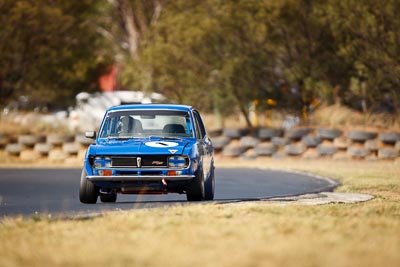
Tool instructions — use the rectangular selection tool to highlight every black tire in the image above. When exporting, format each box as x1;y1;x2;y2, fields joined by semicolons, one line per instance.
34;143;53;155
223;128;249;139
302;136;322;148
285;128;313;141
222;145;247;157
240;136;260;148
316;145;338;156
5;143;23;156
347;146;370;158
348;131;377;142
204;166;215;200
379;133;400;145
255;143;277;156
284;144;306;156
212;136;231;150
271;137;290;146
257;128;283;140
317;128;343;140
79;169;98;204
47;134;74;146
18;135;39;147
100;193;117;203
62;142;80;155
186;169;205;201
378;149;398;159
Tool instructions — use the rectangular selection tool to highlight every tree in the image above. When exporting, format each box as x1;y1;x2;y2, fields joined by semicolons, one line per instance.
98;0;167;90
138;0;274;127
327;0;400;111
0;0;113;108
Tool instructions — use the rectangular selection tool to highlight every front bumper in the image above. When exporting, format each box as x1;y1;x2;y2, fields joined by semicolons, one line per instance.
87;175;195;182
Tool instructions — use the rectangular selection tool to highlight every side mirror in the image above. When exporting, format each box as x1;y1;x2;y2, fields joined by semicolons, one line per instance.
85;131;96;139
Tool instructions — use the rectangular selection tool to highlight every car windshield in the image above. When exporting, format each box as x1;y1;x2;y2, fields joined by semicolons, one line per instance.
99;109;194;139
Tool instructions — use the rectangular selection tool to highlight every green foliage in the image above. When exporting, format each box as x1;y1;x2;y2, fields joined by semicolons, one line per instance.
0;0;114;108
138;0;273;124
327;0;400;110
1;0;399;122
133;0;399;125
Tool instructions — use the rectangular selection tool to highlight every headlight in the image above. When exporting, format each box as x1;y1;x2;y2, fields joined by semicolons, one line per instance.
168;156;189;168
93;156;112;168
104;156;112;167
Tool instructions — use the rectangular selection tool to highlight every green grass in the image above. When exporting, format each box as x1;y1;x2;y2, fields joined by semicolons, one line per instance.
1;159;399;267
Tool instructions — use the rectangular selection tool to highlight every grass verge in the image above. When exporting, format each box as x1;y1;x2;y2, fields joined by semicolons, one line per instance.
0;159;399;267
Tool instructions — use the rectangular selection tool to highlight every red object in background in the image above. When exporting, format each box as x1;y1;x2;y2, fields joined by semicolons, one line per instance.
99;65;118;92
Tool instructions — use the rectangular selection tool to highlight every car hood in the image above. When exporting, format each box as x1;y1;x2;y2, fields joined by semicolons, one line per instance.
91;138;192;156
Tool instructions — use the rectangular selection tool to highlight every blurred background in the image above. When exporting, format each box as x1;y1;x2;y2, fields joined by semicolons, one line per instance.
0;0;399;134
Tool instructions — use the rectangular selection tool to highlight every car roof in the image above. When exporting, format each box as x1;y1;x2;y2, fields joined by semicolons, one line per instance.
107;104;193;112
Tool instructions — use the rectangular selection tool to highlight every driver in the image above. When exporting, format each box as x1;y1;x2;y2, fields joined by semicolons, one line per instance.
119;116;133;135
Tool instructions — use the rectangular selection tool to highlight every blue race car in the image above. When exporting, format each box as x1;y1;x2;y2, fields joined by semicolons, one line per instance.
79;104;215;203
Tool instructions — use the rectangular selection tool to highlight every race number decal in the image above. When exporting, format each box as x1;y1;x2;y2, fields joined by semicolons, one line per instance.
145;141;179;148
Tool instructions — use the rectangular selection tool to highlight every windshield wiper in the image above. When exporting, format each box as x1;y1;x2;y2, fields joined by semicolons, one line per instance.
107;136;142;140
148;136;186;142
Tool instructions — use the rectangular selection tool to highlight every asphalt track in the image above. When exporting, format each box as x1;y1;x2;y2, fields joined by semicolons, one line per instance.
0;168;337;217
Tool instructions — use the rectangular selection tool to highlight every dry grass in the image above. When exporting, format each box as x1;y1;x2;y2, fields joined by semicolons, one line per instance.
202;104;400;131
313;104;400;131
0;112;72;135
2;104;398;135
0;159;400;267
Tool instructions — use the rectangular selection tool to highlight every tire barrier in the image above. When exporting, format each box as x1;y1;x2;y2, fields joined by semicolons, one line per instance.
1;129;400;162
212;128;400;160
2;134;93;163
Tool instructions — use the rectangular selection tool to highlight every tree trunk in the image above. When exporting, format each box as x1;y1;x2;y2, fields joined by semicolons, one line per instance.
239;103;253;128
116;0;140;60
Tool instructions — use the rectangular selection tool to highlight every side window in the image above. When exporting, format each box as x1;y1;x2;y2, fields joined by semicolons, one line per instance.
193;111;206;139
100;118;110;138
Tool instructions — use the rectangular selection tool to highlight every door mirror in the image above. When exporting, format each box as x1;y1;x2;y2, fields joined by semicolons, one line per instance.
85;131;96;139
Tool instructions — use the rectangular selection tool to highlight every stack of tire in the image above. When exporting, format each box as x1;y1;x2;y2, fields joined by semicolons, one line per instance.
1;129;400;162
376;132;400;159
317;128;343;159
216;127;316;159
3;133;93;162
283;128;312;158
210;128;400;160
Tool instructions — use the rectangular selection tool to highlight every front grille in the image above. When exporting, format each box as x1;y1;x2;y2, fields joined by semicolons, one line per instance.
112;157;137;167
111;156;168;168
142;156;167;167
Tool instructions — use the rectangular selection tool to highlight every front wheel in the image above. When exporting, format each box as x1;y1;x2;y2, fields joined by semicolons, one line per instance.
79;169;98;204
204;166;215;200
186;170;204;201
